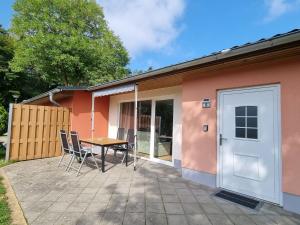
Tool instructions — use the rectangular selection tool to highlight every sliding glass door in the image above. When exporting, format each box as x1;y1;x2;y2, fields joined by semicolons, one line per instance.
119;98;174;163
119;101;152;158
154;100;174;162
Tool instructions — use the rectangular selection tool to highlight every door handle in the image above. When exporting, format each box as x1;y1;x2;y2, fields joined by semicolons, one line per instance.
219;134;227;146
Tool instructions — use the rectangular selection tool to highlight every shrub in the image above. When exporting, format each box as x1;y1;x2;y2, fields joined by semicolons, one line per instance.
0;105;8;135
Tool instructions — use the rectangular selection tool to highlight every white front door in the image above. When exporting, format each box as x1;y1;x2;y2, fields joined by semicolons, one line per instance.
218;85;281;204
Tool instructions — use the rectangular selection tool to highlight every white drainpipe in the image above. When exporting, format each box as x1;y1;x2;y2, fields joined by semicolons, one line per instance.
49;92;61;106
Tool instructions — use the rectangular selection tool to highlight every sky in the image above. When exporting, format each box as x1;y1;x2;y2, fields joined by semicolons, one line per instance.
1;0;300;72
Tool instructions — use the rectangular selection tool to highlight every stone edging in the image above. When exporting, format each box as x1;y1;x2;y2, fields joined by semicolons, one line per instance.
0;169;28;225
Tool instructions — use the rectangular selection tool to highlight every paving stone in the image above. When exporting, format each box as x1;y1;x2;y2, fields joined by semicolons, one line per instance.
167;214;189;225
100;212;124;225
126;202;145;213
201;203;224;215
47;201;70;212
85;202;107;213
228;215;257;225
31;211;62;225
66;201;89;213
146;202;165;213
74;193;96;203
218;203;244;214
57;193;79;202
182;203;204;214
176;188;192;196
248;215;277;225
162;194;180;203
195;195;215;203
186;214;212;225
106;201;127;212
179;194;198;203
164;203;185;214
207;214;234;225
146;212;167;225
76;213;103;225
123;213;145;225
55;212;82;225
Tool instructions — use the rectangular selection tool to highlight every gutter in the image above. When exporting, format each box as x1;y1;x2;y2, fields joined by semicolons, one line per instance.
49;91;61;106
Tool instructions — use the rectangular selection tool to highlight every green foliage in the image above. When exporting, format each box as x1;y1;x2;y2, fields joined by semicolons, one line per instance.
0;104;7;135
0;174;11;225
0;25;50;108
10;0;129;86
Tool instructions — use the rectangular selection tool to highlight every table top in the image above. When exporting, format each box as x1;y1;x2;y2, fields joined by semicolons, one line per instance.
80;137;128;147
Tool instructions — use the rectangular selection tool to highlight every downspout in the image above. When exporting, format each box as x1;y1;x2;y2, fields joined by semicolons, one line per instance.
49;91;61;106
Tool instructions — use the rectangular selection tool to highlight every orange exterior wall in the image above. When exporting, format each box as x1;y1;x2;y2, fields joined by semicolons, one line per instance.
182;56;300;196
50;91;109;139
70;91;109;139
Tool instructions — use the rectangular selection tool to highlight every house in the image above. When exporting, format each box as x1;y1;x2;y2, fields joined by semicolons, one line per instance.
23;29;300;214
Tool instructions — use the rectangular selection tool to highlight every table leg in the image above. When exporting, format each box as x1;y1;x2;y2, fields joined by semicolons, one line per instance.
101;146;105;172
126;143;128;167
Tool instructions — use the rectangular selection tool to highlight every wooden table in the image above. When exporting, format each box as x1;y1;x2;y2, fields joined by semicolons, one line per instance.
80;137;128;172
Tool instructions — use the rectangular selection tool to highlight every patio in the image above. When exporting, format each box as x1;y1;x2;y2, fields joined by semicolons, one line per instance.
2;156;300;225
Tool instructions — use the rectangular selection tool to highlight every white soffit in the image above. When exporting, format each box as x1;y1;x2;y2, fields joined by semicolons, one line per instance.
92;83;135;98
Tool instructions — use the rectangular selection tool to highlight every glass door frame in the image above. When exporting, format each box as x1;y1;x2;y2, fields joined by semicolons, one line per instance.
117;94;176;167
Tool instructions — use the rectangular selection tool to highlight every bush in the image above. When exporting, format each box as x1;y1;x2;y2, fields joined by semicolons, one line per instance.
0;105;8;135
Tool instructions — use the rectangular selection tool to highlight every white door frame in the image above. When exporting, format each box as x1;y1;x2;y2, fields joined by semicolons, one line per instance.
216;84;282;205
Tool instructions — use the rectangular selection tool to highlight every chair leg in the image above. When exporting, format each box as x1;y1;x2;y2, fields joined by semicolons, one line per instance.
67;154;76;172
76;152;87;176
91;153;100;170
58;152;65;167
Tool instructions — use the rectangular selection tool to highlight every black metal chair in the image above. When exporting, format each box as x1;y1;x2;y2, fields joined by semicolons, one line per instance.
106;127;125;157
68;131;99;176
58;130;73;169
114;128;135;164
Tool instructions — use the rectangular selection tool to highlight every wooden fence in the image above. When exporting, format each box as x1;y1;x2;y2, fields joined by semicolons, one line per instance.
6;104;70;161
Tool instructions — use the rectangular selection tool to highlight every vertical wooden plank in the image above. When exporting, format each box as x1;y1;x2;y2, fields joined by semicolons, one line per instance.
10;104;22;160
27;105;37;160
55;108;63;156
19;105;30;160
48;107;57;157
42;106;51;158
35;106;44;159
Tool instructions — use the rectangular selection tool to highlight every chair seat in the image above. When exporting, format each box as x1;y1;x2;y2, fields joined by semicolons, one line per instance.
73;150;93;158
114;147;127;152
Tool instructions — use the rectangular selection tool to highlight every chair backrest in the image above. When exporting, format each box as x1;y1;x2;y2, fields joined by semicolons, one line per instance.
70;131;82;157
59;130;70;153
127;129;135;147
117;128;125;140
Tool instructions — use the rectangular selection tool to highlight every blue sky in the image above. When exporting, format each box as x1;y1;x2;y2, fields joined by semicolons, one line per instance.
1;0;300;72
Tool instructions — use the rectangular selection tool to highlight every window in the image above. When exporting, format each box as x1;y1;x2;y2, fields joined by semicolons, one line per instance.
235;106;258;139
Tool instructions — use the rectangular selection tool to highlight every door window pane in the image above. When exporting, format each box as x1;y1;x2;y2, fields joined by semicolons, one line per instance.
235;117;246;127
247;128;258;139
235;106;246;116
247;117;257;128
236;128;246;138
247;106;257;117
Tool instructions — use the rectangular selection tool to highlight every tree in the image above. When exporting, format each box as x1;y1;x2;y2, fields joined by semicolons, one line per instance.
10;0;129;86
0;24;50;109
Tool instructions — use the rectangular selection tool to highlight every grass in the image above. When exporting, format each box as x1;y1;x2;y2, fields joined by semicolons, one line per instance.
0;145;13;225
0;146;15;168
0;176;11;225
